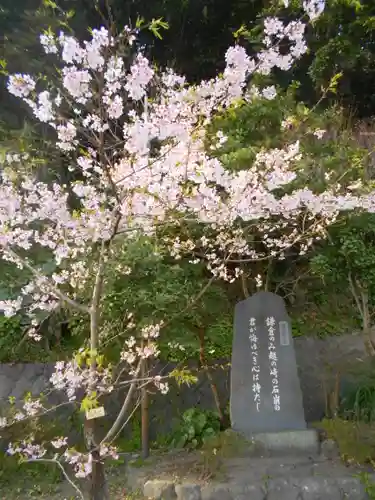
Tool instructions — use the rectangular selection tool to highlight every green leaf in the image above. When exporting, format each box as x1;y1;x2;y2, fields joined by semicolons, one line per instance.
186;424;195;440
233;25;250;40
80;393;98;412
136;16;145;29
193;413;207;434
190;438;199;448
182;408;196;423
174;433;188;448
327;72;343;94
149;18;169;40
42;0;57;8
202;427;217;442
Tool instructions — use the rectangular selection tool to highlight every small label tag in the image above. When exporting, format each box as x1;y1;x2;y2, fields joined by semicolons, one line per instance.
86;406;105;420
279;321;290;346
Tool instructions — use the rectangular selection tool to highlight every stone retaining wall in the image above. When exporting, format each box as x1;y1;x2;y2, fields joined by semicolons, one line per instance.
0;333;369;438
123;446;372;500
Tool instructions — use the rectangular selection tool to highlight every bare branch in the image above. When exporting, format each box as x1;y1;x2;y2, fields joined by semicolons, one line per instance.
162;274;216;330
241;272;250;298
27;458;84;500
100;361;141;445
348;272;364;321
107;396;141;446
90;242;106;350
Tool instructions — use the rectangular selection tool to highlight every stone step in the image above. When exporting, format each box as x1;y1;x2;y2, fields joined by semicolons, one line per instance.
142;475;370;500
127;453;374;500
250;429;320;456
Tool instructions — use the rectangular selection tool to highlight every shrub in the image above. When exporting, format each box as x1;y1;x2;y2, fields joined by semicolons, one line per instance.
170;408;221;449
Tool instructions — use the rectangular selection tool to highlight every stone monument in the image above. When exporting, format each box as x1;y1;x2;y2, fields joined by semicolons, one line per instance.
230;291;318;453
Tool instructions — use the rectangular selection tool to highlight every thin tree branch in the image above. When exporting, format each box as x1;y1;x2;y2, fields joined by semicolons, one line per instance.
241;271;249;298
4;247;90;315
100;361;142;445
1;401;76;430
108;397;141;446
27;458;84;500
90;242;106;345
162;275;216;330
348;271;364;321
114;373;169;388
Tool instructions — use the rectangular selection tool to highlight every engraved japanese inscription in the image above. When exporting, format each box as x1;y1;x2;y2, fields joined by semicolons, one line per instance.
231;291;307;436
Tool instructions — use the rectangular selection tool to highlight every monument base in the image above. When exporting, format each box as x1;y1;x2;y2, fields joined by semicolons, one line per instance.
250;429;320;455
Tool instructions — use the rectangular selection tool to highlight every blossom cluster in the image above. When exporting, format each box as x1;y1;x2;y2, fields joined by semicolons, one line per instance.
2;3;339;327
50;359;113;401
120;324;161;370
6;435;120;479
7;440;46;460
0;396;46;430
117;323;172;393
259;18;307;75
154;375;169;395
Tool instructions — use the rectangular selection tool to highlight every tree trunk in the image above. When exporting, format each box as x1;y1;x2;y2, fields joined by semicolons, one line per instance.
85;418;108;500
197;327;229;428
362;294;375;356
348;273;375;356
359;288;375;355
141;358;150;458
87;243;108;499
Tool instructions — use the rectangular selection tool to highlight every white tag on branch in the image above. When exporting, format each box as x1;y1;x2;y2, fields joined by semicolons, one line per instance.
85;406;105;420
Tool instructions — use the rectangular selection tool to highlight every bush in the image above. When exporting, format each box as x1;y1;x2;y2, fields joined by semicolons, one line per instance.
318;418;375;465
340;360;375;423
170;408;221;449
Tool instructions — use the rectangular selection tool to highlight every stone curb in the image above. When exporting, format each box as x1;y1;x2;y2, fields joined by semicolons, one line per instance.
141;476;369;500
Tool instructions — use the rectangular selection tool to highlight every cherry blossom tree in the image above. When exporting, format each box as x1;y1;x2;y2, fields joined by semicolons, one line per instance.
1;0;373;498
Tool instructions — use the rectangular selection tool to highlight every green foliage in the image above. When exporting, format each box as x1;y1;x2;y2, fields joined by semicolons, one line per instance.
210;87;366;194
318;417;375;465
148;18;169;39
311;213;375;286
170;408;221;449
169;368;198;387
70;236;232;363
207;86;368;341
358;472;375;500
116;418;142;452
311;213;375;327
290;287;361;337
0;406;83;494
0;309;82;363
0;453;62;493
342;383;375;422
0;315;24;360
340;360;375;422
307;0;375;117
1;0;372;375
255;0;375;118
208;87;297;172
200;429;249;458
